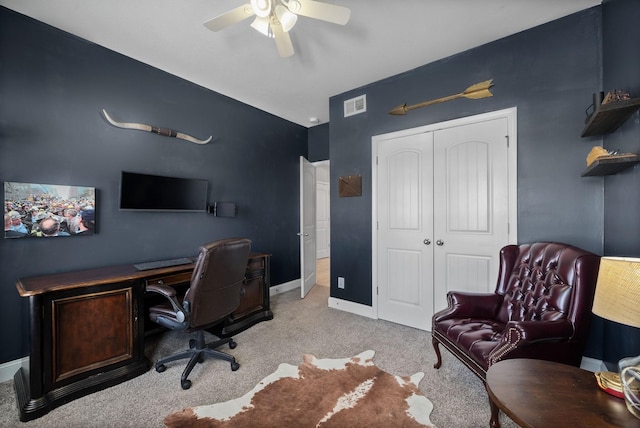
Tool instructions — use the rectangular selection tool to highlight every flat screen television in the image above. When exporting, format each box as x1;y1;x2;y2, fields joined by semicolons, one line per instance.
119;171;208;212
4;181;96;239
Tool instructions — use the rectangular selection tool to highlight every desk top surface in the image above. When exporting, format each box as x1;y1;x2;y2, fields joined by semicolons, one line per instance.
16;252;268;297
486;359;639;428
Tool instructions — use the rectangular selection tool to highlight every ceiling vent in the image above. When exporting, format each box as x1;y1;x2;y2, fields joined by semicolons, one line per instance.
344;95;366;117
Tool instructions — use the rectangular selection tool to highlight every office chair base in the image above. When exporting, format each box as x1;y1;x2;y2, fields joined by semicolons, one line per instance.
155;330;239;389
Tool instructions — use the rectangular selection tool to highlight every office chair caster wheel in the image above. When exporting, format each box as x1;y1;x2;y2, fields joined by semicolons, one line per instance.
231;361;240;371
189;339;196;349
181;379;192;390
156;364;166;373
229;340;237;349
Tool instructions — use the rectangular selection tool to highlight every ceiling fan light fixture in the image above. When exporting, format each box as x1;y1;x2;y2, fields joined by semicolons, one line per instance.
275;4;297;32
250;0;272;18
283;0;301;13
250;16;273;38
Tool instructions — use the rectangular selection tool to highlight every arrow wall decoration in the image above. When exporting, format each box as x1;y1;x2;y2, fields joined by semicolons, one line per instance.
389;79;494;115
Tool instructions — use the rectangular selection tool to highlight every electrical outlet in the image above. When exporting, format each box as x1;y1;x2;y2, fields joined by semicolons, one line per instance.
337;276;345;289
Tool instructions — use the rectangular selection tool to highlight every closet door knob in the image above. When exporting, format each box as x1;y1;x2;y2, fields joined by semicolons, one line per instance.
436;239;444;246
423;239;431;245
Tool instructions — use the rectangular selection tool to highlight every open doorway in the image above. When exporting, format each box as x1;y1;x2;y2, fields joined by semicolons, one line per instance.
315;160;330;287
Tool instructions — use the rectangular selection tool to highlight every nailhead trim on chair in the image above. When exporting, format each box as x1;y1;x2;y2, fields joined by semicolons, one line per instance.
488;327;521;366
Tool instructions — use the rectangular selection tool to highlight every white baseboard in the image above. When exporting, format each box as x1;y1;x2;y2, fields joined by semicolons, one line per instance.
269;279;300;296
328;296;376;319
269;277;377;320
0;357;27;383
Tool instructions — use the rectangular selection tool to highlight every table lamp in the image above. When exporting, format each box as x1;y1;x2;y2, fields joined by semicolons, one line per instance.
592;256;640;419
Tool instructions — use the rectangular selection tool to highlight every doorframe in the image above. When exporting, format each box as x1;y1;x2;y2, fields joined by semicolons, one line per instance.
313;160;330;260
300;156;317;298
371;107;518;318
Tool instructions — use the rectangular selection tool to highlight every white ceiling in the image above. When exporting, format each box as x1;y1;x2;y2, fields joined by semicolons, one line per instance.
0;0;601;127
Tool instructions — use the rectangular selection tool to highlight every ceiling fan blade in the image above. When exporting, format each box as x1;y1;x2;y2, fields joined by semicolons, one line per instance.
289;0;351;25
271;21;294;57
203;3;255;32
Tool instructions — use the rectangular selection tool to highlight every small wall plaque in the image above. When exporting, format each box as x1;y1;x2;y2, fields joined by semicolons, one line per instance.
338;175;362;198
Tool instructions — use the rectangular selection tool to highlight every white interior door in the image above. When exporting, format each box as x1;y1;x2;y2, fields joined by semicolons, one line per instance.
374;110;515;329
300;156;316;298
432;118;510;312
376;132;434;330
316;181;330;259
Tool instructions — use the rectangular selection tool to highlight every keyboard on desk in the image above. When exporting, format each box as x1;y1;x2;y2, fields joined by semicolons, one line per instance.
133;257;194;271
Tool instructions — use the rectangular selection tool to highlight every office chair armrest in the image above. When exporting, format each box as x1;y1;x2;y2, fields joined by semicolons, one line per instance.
146;284;189;324
146;283;177;299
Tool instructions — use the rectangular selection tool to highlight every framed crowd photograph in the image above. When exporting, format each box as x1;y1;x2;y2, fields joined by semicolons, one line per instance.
4;181;96;239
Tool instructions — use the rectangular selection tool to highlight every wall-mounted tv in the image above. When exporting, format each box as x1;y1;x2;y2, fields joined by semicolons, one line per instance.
4;181;96;239
119;171;208;212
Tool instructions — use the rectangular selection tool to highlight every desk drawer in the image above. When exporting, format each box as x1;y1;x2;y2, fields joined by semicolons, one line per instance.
246;257;265;276
145;272;191;288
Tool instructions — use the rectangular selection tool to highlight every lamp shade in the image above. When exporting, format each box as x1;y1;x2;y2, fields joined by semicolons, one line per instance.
592;256;640;328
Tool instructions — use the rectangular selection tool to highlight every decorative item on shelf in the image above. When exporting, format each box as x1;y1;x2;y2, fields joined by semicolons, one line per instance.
585;146;637;166
584;145;640;173
592;256;640;419
102;109;212;144
586;146;611;166
581;88;640;138
603;89;631;105
584;92;604;124
584;90;632;123
388;79;494;115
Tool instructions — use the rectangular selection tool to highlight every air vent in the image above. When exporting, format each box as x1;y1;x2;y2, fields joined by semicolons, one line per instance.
344;95;366;117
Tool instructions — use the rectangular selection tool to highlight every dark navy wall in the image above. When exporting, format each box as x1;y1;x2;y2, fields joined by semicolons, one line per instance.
308;123;330;162
0;8;307;364
601;0;640;367
329;9;607;357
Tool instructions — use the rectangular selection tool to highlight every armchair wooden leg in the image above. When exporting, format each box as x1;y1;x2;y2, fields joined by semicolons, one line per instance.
432;336;443;369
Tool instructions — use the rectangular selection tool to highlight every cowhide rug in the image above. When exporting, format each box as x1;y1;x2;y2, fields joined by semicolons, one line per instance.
164;350;436;427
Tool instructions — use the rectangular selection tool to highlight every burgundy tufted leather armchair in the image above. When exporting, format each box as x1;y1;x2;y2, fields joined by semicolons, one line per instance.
432;242;601;381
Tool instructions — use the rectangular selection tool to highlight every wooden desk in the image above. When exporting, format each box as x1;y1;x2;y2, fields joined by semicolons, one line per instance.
14;253;272;422
486;359;639;428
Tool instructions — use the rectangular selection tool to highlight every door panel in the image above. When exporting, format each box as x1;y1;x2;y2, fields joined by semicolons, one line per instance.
377;133;433;330
316;181;330;259
433;118;510;312
445;253;492;294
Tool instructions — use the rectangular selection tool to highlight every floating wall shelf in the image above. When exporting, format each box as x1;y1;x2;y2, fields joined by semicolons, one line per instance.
581;97;640;137
581;154;640;177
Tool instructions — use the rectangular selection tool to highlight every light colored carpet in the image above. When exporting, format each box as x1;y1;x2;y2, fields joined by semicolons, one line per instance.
0;285;517;428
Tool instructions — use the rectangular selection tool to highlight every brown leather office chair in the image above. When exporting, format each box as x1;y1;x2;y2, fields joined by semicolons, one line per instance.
432;242;600;381
146;238;251;389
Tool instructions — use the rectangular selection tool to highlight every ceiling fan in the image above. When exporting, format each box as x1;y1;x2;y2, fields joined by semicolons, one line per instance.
203;0;351;57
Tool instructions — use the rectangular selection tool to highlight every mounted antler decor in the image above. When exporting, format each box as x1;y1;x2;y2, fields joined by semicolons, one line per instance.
389;79;494;115
101;109;213;145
